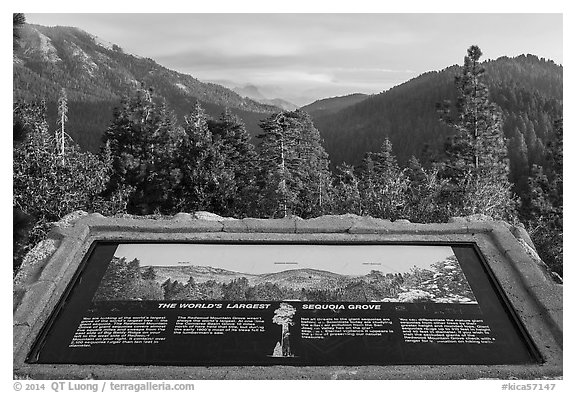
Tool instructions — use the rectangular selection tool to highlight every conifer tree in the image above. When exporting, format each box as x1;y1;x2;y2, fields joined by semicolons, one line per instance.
56;88;69;163
521;119;562;275
272;303;296;357
438;45;515;219
358;139;408;220
208;109;259;217
508;127;530;194
330;163;362;215
174;101;232;213
257;110;332;218
14;100;117;271
103;88;181;214
295;111;332;217
172;277;201;300
141;266;157;280
404;157;449;222
257;112;298;217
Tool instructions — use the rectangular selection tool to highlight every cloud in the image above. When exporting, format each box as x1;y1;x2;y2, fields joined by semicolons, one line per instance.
26;13;562;105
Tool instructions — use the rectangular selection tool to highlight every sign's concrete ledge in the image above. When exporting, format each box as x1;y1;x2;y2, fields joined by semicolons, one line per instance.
13;211;563;380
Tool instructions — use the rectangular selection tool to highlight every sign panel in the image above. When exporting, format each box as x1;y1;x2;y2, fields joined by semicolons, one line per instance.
28;242;538;366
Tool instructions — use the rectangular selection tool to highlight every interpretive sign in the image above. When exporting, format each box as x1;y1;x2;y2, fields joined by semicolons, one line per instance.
28;241;538;366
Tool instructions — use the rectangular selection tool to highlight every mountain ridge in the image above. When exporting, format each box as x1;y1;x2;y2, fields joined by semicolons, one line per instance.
136;259;476;303
13;23;562;191
310;54;562;184
301;93;370;117
13;23;281;151
151;264;361;291
233;83;299;111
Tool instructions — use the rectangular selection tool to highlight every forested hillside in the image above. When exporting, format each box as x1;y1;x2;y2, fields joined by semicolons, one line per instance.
313;55;562;191
93;256;476;303
13;24;278;151
233;84;299;111
13;16;562;279
307;53;561;276
301;93;369;117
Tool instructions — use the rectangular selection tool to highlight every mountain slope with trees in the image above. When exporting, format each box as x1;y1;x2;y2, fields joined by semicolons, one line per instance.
93;257;474;303
13;23;279;152
312;55;562;187
13;17;562;279
301;93;369;118
233;84;299;111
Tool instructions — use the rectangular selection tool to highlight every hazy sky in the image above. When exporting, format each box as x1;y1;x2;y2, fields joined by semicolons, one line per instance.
25;13;562;105
114;243;456;276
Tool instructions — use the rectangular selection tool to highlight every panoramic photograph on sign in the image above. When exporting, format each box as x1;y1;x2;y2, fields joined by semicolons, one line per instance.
27;242;539;366
95;243;478;303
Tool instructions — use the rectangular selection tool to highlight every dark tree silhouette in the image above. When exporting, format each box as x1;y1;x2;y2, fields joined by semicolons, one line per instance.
437;45;515;219
102;88;181;214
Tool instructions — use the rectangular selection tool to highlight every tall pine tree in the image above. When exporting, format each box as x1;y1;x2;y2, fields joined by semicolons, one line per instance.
14;100;118;271
257;110;332;218
292;111;332;217
208;109;259;217
173;101;232;214
56;88;69;164
358;139;408;220
103;88;181;214
438;45;515;220
257;112;299;217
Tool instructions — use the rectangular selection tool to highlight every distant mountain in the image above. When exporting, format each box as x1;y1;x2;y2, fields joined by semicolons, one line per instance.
152;265;345;291
152;265;258;286
301;93;369;117
148;260;475;303
13;24;278;152
98;254;476;303
311;55;562;188
258;268;347;290
233;84;267;100
265;98;299;111
234;83;299;111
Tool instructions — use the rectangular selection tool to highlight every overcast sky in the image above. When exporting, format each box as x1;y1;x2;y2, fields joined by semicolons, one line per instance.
114;243;456;276
25;13;562;105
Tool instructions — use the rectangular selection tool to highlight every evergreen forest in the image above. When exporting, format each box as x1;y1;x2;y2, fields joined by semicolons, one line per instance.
13;15;563;278
92;255;476;304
